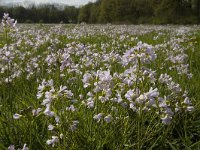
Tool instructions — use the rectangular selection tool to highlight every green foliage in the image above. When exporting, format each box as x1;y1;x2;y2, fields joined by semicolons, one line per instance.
0;5;79;24
25;20;33;24
78;3;93;23
1;0;200;24
83;0;200;24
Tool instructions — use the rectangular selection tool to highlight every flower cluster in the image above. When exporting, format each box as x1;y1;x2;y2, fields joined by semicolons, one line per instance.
37;79;73;117
1;19;197;148
1;13;17;28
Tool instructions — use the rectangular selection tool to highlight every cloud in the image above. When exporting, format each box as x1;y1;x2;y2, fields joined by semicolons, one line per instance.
0;0;96;6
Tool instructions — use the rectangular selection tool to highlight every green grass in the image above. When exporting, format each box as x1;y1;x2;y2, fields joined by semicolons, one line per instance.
0;24;200;149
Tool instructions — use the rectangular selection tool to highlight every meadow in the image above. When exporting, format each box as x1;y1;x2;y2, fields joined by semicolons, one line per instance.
1;14;200;149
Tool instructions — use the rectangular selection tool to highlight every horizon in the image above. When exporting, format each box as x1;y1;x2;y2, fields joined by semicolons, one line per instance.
0;0;97;7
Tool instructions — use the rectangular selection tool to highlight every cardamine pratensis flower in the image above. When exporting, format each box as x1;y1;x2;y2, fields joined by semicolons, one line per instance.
2;13;17;28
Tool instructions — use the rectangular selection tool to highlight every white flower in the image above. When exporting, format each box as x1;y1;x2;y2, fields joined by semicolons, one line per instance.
48;124;55;131
187;106;194;112
70;120;79;131
161;115;172;125
32;108;42;116
8;145;15;150
87;98;94;109
37;81;46;91
22;144;28;150
46;136;59;147
60;133;64;139
46;140;52;145
158;97;168;108
82;72;93;88
2;13;17;28
130;103;136;111
42;98;52;106
55;116;60;124
44;104;55;117
66;105;76;112
93;113;104;122
36;92;43;99
98;70;112;82
65;90;73;98
48;79;54;86
136;94;147;104
104;114;113;123
13;113;22;119
3;13;9;19
79;94;83;99
125;90;137;101
116;92;123;103
58;85;67;93
146;88;159;99
45;91;54;101
183;97;191;105
164;108;174;116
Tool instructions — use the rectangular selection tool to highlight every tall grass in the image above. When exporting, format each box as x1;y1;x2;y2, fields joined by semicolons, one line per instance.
0;14;200;149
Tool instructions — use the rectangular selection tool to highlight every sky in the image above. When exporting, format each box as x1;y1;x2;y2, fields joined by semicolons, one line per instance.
0;0;96;6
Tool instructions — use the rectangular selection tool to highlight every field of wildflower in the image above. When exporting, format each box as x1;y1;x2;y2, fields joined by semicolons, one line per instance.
1;13;200;150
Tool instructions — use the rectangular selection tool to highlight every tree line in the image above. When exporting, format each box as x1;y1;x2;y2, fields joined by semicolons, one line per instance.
0;0;200;24
0;5;79;23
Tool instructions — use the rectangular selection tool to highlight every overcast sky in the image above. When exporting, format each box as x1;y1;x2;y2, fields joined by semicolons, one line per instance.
0;0;96;6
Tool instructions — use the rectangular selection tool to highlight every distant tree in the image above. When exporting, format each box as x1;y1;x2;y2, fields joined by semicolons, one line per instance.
89;3;100;23
192;0;200;17
0;6;5;17
78;3;93;23
37;5;50;23
115;0;136;23
29;5;37;23
64;6;79;23
98;0;116;23
12;6;27;23
0;0;199;24
149;0;179;23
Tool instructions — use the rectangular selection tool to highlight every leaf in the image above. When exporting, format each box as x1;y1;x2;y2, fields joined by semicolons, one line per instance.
148;135;161;150
168;141;177;150
189;140;200;149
